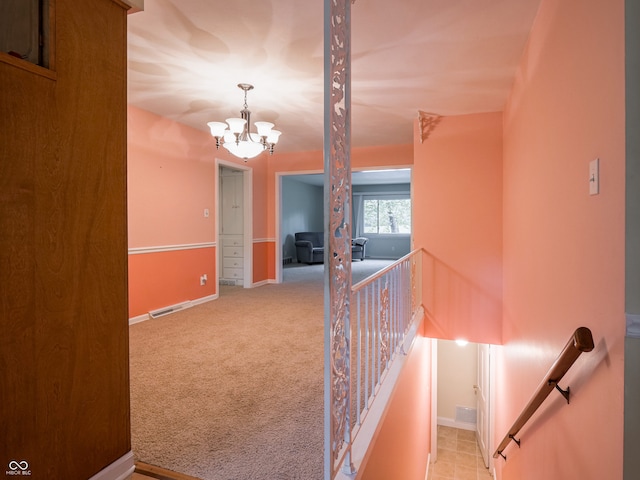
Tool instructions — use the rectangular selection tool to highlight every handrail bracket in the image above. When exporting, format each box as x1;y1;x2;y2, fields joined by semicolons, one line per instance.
508;434;521;448
548;380;571;404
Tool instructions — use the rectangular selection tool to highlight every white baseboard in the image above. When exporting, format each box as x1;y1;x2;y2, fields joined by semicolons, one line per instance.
191;293;218;306
252;280;269;288
128;294;218;326
88;451;134;480
437;416;476;432
128;313;149;325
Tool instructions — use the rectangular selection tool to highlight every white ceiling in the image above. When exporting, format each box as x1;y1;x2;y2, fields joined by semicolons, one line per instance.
127;0;542;153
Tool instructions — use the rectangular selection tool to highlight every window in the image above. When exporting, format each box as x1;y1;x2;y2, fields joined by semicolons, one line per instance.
0;0;50;68
363;198;411;234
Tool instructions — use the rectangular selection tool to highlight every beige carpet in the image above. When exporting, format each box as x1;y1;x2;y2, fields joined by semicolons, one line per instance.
129;260;392;480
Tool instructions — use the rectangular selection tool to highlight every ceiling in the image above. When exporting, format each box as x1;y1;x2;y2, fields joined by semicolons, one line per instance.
127;0;542;154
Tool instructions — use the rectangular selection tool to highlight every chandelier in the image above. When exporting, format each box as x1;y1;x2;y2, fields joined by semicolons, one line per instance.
207;83;282;160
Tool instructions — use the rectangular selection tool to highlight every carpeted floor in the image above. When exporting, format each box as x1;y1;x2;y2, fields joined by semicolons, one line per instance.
129;260;392;480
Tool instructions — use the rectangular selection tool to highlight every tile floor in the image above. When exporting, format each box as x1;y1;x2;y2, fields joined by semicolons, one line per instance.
427;426;493;480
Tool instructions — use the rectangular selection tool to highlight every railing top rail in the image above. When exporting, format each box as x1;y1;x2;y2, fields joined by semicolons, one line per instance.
351;248;422;292
493;326;594;460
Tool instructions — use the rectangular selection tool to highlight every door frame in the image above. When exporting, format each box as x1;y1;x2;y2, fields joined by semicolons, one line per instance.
215;158;253;288
476;343;492;470
429;340;495;473
275;169;323;284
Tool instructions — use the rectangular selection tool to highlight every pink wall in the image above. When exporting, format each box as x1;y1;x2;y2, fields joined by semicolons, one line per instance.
253;241;275;283
497;0;625;478
128;107;216;248
128;248;216;317
128;105;415;312
128;107;219;317
128;106;275;315
358;330;432;480
413;112;503;345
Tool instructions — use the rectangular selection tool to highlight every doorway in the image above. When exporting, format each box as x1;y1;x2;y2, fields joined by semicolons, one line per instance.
431;340;495;474
216;160;253;290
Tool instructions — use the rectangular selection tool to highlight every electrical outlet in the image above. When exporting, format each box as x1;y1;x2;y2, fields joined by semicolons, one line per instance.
200;274;207;286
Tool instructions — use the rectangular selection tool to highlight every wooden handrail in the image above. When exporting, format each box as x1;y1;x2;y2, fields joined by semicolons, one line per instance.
493;327;594;460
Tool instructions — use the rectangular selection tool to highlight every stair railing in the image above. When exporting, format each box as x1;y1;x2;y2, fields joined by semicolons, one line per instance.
327;249;423;479
494;326;595;460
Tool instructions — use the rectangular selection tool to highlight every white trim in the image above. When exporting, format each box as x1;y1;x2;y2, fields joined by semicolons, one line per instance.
215;159;253;290
437;416;476;431
430;338;439;463
128;242;215;255
128;313;149;325
191;294;218;306
252;280;269;288
128;294;218;325
275;173;283;284
253;238;276;243
88;451;134;480
626;313;640;338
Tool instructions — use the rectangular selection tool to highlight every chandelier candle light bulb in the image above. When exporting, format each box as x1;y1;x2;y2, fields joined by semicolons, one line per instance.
208;83;282;160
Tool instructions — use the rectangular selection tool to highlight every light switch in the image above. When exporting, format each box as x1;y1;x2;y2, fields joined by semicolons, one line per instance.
589;158;599;195
204;208;210;217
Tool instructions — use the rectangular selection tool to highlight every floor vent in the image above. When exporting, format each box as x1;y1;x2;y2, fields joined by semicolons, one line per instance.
283;257;293;265
149;301;193;319
455;406;477;425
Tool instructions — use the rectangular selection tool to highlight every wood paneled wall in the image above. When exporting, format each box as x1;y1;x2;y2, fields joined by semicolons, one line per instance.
0;0;130;478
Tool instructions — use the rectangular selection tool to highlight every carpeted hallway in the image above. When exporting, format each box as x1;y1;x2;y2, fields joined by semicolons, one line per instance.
129;260;392;480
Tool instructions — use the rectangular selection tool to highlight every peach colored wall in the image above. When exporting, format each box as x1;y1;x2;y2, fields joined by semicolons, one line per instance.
128;106;275;315
252;241;274;283
358;331;432;480
128;248;216;317
128;106;220;316
250;153;269;240
128;106;216;248
497;0;625;478
413;112;503;345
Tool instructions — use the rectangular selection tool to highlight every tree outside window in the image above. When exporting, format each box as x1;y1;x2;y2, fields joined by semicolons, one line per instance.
363;198;411;234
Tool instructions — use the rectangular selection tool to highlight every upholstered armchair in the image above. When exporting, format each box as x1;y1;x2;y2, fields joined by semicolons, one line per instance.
295;232;325;264
295;232;368;264
351;237;368;261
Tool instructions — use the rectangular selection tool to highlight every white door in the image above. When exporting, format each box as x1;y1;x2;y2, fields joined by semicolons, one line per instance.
476;343;490;468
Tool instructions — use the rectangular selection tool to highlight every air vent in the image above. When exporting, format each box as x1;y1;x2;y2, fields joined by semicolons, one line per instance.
455;406;477;425
149;301;193;319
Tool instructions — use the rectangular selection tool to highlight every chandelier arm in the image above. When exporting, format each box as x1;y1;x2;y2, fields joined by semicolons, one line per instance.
208;83;278;159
